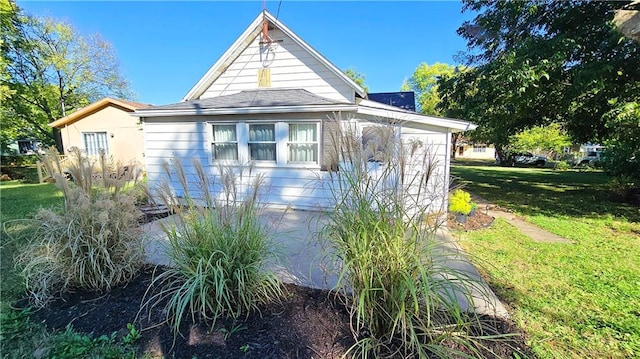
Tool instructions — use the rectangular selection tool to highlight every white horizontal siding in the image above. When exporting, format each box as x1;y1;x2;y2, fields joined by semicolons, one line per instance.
201;29;354;103
143;114;452;214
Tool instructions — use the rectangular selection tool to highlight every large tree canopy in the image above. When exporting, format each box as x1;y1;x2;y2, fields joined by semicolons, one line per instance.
1;0;132;151
438;0;640;156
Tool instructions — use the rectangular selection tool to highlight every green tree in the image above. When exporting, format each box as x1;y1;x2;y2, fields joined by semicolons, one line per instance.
509;124;571;159
1;0;132;151
601;102;640;181
344;67;368;93
402;62;456;116
439;1;640;161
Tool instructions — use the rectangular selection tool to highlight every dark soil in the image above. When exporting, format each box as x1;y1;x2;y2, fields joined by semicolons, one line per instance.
447;210;495;231
29;265;532;358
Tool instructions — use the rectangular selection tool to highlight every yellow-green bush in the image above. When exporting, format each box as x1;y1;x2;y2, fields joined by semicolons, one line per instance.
448;189;472;215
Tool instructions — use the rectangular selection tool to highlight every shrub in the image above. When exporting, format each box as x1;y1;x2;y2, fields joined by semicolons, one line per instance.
144;160;283;333
322;116;500;358
448;189;472;215
554;160;571;171
15;149;144;307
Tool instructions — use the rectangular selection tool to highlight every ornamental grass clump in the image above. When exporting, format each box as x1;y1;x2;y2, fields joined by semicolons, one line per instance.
15;147;144;308
143;160;283;333
322;116;505;358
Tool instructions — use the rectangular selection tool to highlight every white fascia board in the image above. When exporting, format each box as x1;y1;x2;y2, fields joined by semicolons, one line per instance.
183;11;366;102
132;104;358;117
182;15;264;101
357;100;477;132
264;12;367;98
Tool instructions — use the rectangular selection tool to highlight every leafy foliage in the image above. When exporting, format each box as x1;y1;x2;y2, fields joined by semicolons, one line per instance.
439;1;640;159
508;123;571;158
449;189;472;215
344;67;369;93
402;62;456;116
601;101;640;182
1;1;132;149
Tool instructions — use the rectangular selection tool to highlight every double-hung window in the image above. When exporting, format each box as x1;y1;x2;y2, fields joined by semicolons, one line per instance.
212;124;238;160
82;132;109;156
288;123;318;163
473;145;486;153
249;124;276;161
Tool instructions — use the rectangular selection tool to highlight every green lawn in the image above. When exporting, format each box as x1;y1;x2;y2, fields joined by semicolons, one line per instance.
1;180;142;358
1;181;63;304
451;165;640;358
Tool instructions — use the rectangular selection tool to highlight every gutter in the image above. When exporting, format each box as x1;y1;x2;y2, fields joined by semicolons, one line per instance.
132;104;358;117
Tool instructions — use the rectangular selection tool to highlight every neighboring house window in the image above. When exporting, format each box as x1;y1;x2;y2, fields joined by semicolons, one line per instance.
473;145;487;153
82;132;109;156
212;124;238;160
288;123;318;163
249;124;276;161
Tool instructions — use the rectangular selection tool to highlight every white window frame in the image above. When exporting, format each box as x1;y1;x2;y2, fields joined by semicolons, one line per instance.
210;123;239;161
248;123;277;162
208;121;321;169
81;131;109;156
287;122;319;165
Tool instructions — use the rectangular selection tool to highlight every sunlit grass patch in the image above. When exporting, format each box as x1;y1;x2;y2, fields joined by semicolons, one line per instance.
452;165;640;358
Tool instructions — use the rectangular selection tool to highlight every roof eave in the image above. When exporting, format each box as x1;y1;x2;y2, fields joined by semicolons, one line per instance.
133;104;358;117
356;105;477;132
49;97;139;128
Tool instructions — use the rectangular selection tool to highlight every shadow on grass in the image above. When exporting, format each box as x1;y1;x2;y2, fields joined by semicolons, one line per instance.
451;166;639;223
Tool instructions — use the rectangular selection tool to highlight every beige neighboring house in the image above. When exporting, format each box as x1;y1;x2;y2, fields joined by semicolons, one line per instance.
49;98;150;165
455;142;496;160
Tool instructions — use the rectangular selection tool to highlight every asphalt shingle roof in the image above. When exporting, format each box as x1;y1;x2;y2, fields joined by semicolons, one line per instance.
142;89;348;111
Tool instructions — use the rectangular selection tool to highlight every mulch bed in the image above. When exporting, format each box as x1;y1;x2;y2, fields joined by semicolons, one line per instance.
447;211;495;231
25;262;533;358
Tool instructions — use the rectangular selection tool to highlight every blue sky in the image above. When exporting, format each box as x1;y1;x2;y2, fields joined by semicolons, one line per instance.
17;1;474;105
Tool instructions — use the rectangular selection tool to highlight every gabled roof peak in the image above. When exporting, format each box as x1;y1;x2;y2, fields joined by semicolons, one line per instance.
182;10;366;102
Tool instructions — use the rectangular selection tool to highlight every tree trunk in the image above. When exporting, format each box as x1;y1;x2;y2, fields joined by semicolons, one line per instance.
53;127;64;153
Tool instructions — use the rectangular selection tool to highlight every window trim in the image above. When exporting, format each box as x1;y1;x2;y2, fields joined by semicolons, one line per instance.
208;121;321;169
211;123;239;161
248;123;277;162
81;131;109;156
287;122;320;164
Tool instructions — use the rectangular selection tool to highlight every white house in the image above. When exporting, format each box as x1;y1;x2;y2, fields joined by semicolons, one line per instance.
134;11;476;213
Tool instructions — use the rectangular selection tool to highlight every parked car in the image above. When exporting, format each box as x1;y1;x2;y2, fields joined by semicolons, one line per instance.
510;152;547;167
575;151;602;166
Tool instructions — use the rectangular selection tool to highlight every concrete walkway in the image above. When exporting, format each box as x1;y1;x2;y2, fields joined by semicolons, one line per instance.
141;209;509;319
472;195;573;244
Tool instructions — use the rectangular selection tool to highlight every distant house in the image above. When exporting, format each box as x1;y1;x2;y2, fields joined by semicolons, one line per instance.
455;142;496;160
49;98;150;165
134;11;476;212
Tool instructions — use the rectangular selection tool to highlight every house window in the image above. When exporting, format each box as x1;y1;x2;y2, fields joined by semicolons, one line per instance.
82;132;109;156
362;125;395;162
288;123;318;163
473;145;487;153
212;124;238;160
249;124;276;161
